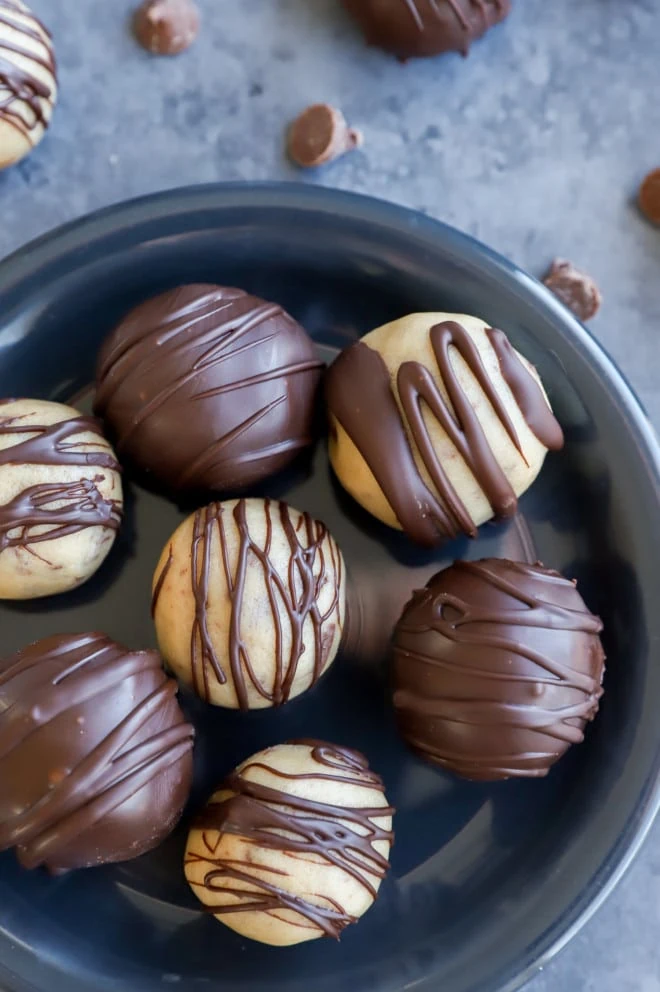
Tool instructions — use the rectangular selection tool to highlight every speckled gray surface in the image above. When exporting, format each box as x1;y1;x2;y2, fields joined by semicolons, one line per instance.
1;1;659;989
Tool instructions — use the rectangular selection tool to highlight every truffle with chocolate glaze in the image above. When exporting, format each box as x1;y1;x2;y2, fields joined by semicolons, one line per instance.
133;0;200;56
185;741;394;945
0;399;123;599
0;0;57;169
392;559;606;780
152;498;346;710
94;285;323;496
326;312;564;548
0;633;194;872
342;0;511;60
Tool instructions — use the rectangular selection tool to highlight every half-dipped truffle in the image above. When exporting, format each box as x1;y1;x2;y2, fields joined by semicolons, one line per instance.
94;285;323;496
152;498;346;709
0;633;194;872
392;559;606;780
185;741;394;944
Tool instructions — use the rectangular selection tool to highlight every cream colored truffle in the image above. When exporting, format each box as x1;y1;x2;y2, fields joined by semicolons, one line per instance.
0;399;123;599
0;1;57;170
184;741;394;945
326;312;563;546
152;498;346;710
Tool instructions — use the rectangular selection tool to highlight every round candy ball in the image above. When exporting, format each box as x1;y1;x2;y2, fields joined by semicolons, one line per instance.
326;312;564;547
0;0;57;169
392;559;606;780
185;741;394;945
94;284;324;496
152;498;346;709
342;0;511;60
0;399;123;599
0;633;194;872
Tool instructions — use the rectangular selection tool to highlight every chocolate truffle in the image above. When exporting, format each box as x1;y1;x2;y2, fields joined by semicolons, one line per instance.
342;0;511;60
0;399;123;599
185;741;394;944
639;168;660;226
543;259;602;322
0;0;57;169
152;498;346;709
326;312;564;548
287;104;362;168
0;633;194;872
133;0;200;56
393;559;606;780
94;285;323;496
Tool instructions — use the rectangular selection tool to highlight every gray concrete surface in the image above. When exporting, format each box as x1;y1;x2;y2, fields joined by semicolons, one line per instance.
0;1;659;989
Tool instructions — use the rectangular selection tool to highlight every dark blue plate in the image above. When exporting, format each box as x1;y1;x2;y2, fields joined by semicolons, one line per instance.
0;184;659;992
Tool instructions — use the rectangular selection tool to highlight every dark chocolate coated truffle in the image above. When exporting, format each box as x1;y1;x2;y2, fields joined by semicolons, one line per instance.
393;559;605;780
0;632;194;872
342;0;511;60
94;285;324;496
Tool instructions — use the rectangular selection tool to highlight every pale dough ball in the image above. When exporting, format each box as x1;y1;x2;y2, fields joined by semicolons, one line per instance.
326;312;564;546
0;1;57;170
0;399;123;598
152;498;346;710
184;741;394;945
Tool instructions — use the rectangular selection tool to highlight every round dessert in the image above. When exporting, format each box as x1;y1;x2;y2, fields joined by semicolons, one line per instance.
326;312;564;547
152;498;346;710
133;0;200;56
185;740;394;945
94;284;323;496
0;632;194;872
0;0;57;170
392;559;606;780
342;0;511;60
0;399;123;599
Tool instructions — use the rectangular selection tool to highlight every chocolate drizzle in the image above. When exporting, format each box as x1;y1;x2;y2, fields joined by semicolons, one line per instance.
0;0;56;142
186;741;394;939
153;499;343;708
392;559;605;780
326;320;563;546
0;408;122;556
0;633;194;872
94;285;324;495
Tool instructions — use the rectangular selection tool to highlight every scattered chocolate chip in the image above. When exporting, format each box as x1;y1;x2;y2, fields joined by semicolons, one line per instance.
542;259;602;322
639;168;660;226
133;0;200;56
287;104;363;169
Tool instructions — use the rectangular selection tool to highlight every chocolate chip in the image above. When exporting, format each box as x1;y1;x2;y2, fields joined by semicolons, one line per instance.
542;259;602;322
287;104;363;169
639;168;660;226
133;0;200;56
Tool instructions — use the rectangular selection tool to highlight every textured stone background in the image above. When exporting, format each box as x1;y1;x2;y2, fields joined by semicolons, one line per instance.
1;1;659;989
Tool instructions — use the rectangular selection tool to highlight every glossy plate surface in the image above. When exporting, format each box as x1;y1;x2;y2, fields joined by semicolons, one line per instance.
0;184;659;992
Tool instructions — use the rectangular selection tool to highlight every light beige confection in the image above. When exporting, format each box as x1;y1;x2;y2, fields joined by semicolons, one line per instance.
0;399;122;599
152;498;346;710
0;1;58;169
325;312;564;547
185;741;394;945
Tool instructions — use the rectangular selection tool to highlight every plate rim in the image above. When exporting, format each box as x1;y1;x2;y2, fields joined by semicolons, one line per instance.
0;181;659;992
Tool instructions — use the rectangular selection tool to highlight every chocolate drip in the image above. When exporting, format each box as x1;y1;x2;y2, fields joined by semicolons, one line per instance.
0;409;122;554
94;285;323;495
326;320;563;546
393;559;605;780
187;741;393;939
153;499;342;708
0;633;194;872
0;0;56;141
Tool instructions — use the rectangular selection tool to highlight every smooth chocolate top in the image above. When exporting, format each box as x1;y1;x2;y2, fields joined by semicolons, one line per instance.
94;285;323;495
392;559;605;780
326;321;563;547
342;0;511;59
187;741;394;938
0;632;194;872
152;499;343;708
0;0;56;141
0;406;122;556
